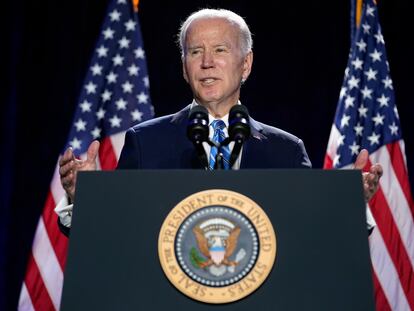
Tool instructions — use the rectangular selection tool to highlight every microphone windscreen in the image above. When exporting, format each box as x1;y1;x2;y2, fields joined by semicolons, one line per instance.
229;104;249;119
229;104;250;140
187;105;209;142
189;105;208;119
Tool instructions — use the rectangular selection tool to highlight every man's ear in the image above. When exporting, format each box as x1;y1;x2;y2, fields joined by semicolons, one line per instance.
241;51;253;82
182;59;189;83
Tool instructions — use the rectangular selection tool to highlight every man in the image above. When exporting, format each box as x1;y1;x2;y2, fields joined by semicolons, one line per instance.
56;9;382;234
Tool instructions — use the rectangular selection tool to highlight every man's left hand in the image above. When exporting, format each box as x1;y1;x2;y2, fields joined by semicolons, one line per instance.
353;149;383;201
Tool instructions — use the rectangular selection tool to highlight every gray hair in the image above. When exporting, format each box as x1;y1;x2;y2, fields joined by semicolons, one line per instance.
178;9;253;58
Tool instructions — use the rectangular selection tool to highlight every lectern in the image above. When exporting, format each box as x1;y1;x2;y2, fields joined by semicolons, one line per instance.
61;170;375;310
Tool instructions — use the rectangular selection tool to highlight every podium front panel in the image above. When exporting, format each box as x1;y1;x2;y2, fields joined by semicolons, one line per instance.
61;170;374;311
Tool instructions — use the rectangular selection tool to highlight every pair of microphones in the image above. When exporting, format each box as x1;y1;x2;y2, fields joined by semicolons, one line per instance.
187;104;251;169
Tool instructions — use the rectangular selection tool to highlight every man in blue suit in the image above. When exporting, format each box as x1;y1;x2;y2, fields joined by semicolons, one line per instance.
57;9;381;233
116;104;311;170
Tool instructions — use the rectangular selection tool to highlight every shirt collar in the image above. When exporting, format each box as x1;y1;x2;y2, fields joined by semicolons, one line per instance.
190;99;241;127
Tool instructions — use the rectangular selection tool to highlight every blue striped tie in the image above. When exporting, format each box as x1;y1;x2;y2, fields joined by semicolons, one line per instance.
209;120;231;170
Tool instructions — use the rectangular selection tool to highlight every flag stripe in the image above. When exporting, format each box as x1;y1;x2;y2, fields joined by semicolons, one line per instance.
18;284;35;311
323;154;333;169
369;195;414;311
24;254;55;311
98;136;118;170
370;147;414;268
369;227;411;311
42;192;68;270
368;190;414;309
324;136;413;310
368;147;414;309
110;132;126;160
371;272;392;311
324;124;341;169
387;142;414;211
399;140;408;169
371;266;394;310
50;163;65;203
31;219;63;310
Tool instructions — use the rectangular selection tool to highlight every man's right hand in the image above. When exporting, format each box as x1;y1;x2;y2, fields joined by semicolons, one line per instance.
59;140;100;203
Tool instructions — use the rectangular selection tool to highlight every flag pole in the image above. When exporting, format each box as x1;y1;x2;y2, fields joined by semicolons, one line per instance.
132;0;139;12
355;0;363;28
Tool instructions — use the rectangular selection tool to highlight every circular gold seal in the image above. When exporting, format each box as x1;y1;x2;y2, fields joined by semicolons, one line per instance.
158;189;277;304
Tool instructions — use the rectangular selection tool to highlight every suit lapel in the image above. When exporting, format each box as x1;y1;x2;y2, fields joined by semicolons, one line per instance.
240;117;266;169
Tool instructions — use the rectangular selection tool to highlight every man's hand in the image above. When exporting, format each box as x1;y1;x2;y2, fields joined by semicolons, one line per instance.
59;140;100;203
353;149;383;202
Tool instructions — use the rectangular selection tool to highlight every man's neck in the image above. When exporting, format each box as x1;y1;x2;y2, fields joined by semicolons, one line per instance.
194;100;239;118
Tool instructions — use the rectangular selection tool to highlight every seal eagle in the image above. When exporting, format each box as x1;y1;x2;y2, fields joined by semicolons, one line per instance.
193;226;241;268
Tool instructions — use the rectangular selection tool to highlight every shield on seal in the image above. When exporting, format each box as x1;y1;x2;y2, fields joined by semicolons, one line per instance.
193;217;241;268
209;245;226;265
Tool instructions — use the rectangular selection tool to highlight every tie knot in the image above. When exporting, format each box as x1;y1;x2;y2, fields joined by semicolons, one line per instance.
211;119;226;131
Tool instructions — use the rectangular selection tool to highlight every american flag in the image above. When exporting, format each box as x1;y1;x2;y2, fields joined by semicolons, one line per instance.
18;0;153;309
324;0;414;310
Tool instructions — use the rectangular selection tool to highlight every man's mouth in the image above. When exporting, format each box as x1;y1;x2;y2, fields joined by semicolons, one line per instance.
200;78;218;85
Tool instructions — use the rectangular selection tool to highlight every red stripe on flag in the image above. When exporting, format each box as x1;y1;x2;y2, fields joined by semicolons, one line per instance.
323;154;333;169
368;184;414;310
24;254;56;311
99;137;118;170
371;269;392;311
387;142;414;215
41;192;68;270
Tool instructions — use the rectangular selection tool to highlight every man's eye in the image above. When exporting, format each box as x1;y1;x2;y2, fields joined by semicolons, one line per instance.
216;47;226;53
190;50;201;56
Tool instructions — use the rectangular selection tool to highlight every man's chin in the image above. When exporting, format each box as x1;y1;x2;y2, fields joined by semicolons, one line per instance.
197;98;221;107
196;93;221;105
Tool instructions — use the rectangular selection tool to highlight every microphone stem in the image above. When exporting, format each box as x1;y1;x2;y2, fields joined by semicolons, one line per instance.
229;138;243;168
215;152;224;170
194;140;208;169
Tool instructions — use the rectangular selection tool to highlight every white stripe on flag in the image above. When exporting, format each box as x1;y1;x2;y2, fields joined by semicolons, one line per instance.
369;228;411;311
32;219;63;310
325;125;341;160
371;145;414;268
399;140;408;169
18;284;35;311
110;132;126;160
50;163;65;202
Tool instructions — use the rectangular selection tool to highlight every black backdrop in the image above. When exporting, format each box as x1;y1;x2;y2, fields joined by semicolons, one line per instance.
1;0;413;309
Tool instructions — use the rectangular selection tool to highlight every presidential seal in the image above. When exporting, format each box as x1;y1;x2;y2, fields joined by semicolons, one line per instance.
158;189;277;304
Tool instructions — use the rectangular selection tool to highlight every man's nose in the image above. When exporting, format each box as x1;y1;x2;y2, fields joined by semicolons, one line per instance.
201;51;214;68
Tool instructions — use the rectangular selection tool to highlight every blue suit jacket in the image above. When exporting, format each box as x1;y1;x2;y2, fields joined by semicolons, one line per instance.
117;105;311;169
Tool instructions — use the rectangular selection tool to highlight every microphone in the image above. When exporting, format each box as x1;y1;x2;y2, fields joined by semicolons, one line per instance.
228;105;251;167
187;106;209;168
229;104;250;142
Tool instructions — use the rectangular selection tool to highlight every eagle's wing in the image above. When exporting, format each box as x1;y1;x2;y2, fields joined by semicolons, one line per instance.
193;227;210;258
225;227;241;257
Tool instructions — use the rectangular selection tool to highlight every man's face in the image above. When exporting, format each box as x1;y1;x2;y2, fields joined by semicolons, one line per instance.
182;18;252;113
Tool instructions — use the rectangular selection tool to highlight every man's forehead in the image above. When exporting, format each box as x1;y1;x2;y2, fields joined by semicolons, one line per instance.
187;17;238;35
185;18;239;44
